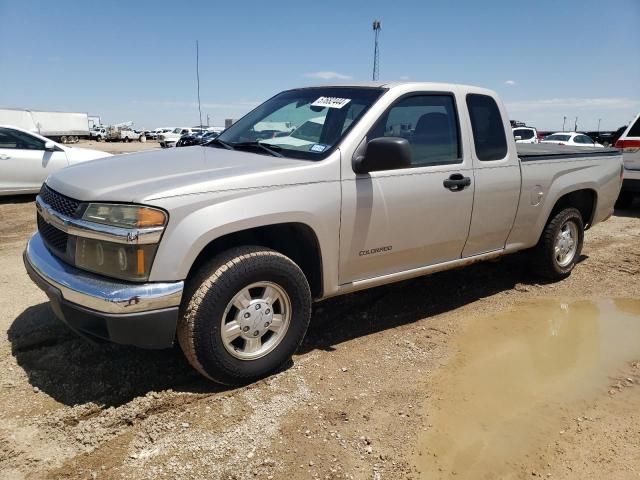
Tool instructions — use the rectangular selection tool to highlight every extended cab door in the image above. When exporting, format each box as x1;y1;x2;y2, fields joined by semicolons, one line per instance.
0;127;68;193
339;90;475;284
461;92;521;257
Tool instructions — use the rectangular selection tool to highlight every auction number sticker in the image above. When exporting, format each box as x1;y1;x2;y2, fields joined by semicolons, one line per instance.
310;144;327;153
311;97;351;109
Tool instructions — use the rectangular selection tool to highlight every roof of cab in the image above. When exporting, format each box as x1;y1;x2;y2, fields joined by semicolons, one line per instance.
302;81;487;91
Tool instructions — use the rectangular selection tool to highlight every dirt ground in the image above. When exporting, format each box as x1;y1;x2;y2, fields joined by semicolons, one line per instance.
72;139;162;155
0;158;639;479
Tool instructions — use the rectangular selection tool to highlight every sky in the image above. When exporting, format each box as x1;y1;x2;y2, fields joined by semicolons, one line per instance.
1;0;638;131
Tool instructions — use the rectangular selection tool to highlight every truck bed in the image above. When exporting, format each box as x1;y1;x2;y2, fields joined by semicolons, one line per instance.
517;143;620;161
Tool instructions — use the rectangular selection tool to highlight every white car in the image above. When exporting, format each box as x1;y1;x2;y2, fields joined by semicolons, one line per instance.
0;125;111;195
615;112;640;208
158;127;198;148
512;126;538;144
540;132;604;148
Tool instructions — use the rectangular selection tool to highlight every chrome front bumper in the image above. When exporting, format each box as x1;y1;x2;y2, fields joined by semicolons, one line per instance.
24;232;183;314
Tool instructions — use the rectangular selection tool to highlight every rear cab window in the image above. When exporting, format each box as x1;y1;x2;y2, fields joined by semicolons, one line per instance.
466;94;508;161
513;128;535;140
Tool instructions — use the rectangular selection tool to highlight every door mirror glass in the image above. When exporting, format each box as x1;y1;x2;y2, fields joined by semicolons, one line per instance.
353;137;412;174
44;140;56;151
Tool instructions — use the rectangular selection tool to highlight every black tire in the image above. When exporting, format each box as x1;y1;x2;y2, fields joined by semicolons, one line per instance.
177;247;312;385
530;207;584;280
615;191;634;210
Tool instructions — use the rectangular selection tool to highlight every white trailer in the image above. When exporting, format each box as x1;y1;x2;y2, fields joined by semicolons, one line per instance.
0;108;90;143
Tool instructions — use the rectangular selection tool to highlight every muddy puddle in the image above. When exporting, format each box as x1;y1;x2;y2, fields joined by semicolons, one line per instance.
416;298;640;479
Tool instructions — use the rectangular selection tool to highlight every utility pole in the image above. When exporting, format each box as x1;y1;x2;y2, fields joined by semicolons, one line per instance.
597;118;601;134
207;114;210;127
574;116;578;131
372;20;381;81
562;116;567;132
196;40;203;128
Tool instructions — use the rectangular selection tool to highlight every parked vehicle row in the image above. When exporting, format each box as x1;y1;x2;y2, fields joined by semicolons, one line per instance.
158;126;224;148
24;82;622;385
176;130;219;147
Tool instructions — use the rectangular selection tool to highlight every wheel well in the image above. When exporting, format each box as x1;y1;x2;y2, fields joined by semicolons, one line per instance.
188;223;323;298
550;189;597;229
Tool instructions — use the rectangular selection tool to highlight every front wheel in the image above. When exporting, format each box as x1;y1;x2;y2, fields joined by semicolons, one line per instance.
177;247;312;385
530;207;584;280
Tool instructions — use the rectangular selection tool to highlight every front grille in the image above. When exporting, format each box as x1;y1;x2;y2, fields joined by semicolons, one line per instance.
37;214;69;253
39;184;80;217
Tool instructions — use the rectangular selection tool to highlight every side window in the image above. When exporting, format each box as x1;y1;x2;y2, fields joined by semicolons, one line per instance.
0;128;44;150
466;94;508;161
369;94;461;167
0;129;18;148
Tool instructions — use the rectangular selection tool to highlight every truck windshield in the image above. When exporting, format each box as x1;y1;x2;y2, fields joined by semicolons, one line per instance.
213;87;385;160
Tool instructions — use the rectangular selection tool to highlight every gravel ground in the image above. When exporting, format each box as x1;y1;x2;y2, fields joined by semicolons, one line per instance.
0;164;639;479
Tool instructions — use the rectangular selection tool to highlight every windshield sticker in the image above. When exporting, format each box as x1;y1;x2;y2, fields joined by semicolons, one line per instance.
311;97;351;109
310;144;327;153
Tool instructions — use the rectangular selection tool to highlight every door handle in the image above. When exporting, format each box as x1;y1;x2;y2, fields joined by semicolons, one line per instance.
443;173;471;191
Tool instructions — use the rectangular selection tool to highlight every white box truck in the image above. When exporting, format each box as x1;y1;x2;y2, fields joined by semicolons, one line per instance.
0;108;90;144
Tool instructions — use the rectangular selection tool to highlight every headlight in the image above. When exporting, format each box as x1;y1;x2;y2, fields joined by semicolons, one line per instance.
82;204;167;228
74;203;167;281
75;238;158;281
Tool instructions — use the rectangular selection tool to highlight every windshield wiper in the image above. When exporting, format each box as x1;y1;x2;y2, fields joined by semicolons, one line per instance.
205;137;233;150
230;141;284;157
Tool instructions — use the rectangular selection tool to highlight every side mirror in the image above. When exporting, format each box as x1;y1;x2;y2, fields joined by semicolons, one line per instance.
353;137;411;174
44;140;56;151
514;135;522;141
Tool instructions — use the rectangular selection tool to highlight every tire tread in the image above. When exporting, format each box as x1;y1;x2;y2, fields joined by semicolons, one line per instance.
177;247;311;384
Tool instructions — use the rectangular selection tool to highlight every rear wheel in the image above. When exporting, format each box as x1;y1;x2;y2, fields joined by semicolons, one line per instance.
60;136;68;144
177;247;312;385
530;207;584;280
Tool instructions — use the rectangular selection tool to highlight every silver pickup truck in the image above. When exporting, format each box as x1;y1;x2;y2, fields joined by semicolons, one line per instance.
24;82;623;384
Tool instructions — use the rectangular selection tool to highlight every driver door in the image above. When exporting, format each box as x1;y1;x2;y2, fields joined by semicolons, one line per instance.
0;127;69;193
339;92;474;284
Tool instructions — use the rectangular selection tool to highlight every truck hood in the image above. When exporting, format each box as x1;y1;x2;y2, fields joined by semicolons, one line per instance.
46;145;335;203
